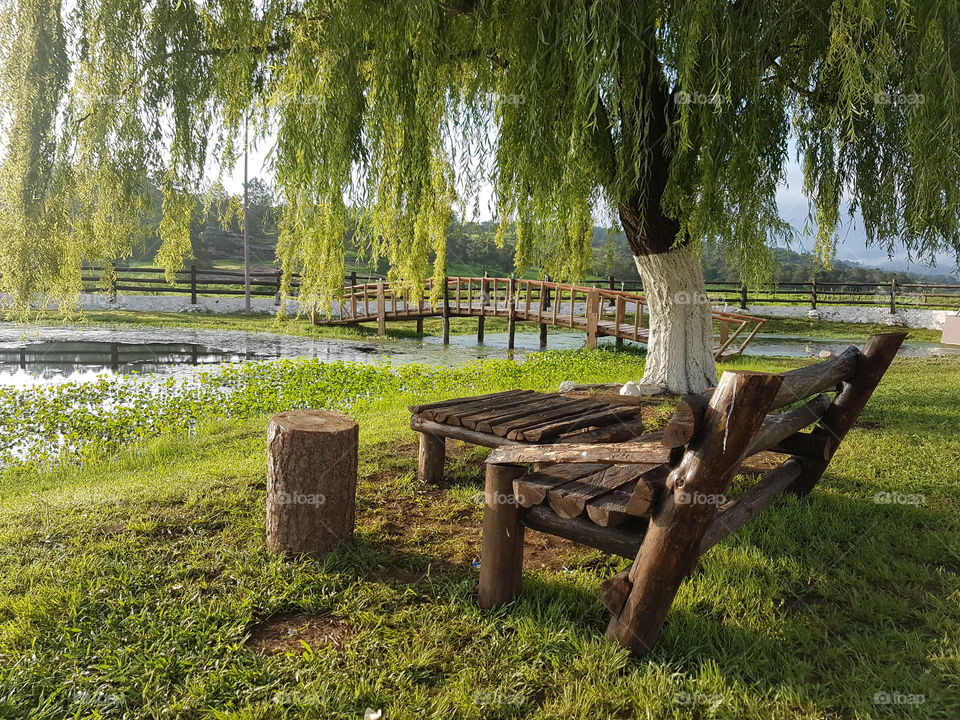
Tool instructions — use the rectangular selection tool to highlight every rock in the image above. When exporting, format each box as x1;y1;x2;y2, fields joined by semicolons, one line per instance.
619;381;664;397
805;310;822;320
818;349;834;359
558;380;578;392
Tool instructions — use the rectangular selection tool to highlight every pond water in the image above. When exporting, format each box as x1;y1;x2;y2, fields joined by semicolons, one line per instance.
1;324;956;387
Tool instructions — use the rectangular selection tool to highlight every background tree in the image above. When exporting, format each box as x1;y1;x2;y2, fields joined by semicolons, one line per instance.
1;1;958;392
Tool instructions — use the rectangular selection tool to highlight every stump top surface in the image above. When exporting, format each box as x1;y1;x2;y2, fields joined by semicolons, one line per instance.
270;410;358;433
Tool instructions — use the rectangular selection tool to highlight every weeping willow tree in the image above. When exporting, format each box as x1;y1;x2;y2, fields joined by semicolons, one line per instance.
1;1;959;392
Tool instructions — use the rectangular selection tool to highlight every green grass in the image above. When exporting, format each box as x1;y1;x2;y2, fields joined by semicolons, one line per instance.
26;308;946;344
756;316;943;343
0;351;958;718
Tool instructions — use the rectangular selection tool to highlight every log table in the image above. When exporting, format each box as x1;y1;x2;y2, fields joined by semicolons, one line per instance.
409;390;648;484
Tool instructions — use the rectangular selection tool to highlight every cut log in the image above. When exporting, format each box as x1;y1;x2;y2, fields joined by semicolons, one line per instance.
547;464;657;519
565;418;646;443
601;568;632;615
771;346;858;408
478;463;527;608
417;432;445;485
786;332;906;495
512;464;607;508
486;436;672;466
745;393;832;456
521;505;645;559
410;415;521;448
661;394;709;448
624;465;670;517
585;486;636;527
487;398;601;437
515;405;643;442
266;410;359;555
408;390;520;414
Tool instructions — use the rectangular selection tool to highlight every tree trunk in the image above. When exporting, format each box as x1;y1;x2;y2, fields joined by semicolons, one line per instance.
266;410;359;554
633;246;717;394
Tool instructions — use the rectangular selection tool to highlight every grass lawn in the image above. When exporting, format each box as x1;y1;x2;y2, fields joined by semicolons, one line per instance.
23;308;944;344
0;351;958;718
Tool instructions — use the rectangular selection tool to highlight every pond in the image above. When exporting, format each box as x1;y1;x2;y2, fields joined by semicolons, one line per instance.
1;324;957;387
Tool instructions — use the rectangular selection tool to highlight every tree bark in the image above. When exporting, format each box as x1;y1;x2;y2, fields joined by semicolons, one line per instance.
632;246;717;394
266;410;359;554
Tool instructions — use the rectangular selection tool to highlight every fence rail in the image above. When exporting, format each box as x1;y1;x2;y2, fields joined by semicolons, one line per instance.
75;266;960;311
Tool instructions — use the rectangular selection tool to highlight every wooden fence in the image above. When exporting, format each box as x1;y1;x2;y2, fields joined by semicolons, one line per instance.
77;266;960;311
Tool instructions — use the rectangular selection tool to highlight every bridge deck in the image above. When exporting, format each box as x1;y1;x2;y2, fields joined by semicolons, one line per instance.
314;277;763;358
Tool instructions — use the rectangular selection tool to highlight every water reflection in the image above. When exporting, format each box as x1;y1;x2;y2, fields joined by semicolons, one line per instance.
0;341;267;380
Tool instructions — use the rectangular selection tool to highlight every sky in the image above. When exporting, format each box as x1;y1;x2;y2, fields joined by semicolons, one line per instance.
224;136;959;278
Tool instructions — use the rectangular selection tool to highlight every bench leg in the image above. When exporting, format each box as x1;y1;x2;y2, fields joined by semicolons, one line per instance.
478;463;526;608
417;432;445;484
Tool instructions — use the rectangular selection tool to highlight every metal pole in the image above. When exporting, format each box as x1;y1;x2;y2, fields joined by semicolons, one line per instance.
243;115;252;313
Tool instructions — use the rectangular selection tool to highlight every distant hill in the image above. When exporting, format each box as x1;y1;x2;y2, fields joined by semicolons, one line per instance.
125;181;958;285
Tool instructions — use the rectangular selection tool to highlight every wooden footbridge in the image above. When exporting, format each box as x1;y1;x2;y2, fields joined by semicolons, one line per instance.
315;277;767;359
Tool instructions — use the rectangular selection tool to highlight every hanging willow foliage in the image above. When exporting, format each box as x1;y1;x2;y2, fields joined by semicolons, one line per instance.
0;0;958;315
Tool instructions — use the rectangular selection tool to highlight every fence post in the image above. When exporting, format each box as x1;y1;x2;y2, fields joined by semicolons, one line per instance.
586;290;600;349
889;279;897;314
377;282;386;335
739;283;748;310
507;277;516;350
442;277;450;345
190;264;197;305
811;279;817;310
350;271;357;288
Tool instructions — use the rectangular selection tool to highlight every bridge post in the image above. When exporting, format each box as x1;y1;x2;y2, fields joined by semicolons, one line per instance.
507;278;517;350
477;315;485;343
614;296;625;349
189;264;197;305
377;283;387;336
442;277;450;345
586;290;600;349
539;323;548;349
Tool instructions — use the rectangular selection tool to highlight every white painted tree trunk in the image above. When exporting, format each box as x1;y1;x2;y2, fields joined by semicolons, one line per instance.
633;246;717;394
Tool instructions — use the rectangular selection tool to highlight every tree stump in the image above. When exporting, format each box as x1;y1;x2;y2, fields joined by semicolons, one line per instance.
266;410;359;554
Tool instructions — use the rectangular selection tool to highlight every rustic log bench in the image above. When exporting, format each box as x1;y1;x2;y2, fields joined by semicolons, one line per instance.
474;332;906;656
409;390;648;484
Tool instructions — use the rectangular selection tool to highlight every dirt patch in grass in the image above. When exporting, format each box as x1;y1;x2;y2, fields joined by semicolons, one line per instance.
247;613;355;655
